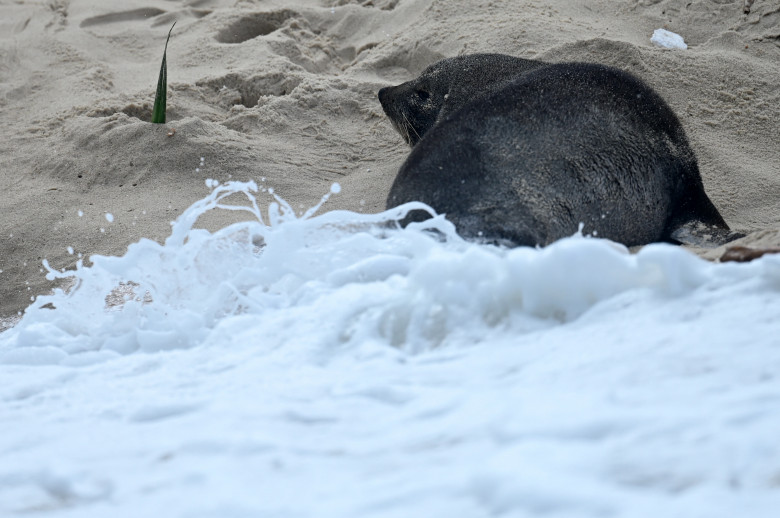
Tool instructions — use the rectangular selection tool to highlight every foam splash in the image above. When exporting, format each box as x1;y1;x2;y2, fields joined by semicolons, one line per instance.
651;28;688;50
1;180;776;365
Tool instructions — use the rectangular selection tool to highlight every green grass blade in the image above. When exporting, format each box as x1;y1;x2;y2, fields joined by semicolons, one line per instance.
152;22;175;124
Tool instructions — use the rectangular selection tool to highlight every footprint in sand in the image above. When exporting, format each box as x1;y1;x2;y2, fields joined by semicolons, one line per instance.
214;9;342;73
79;8;168;29
79;6;211;33
323;0;399;10
214;10;298;44
197;72;304;110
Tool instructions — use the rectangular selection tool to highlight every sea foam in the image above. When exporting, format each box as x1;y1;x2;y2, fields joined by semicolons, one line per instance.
0;180;776;365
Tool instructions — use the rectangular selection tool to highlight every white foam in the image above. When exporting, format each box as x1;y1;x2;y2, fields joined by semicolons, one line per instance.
2;180;777;360
651;28;688;50
1;181;779;517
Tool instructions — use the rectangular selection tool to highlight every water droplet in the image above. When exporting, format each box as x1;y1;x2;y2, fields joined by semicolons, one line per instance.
330;183;341;194
105;213;114;223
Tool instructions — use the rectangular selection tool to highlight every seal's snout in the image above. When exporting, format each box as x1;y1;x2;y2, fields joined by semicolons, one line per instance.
378;87;391;109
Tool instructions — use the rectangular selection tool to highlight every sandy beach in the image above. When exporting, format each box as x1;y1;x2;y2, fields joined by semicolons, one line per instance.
2;3;780;515
1;0;779;325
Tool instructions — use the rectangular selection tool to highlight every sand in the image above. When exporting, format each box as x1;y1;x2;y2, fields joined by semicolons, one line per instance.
1;0;779;326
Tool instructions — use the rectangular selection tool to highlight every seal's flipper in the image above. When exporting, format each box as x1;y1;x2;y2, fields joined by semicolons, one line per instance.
669;221;745;248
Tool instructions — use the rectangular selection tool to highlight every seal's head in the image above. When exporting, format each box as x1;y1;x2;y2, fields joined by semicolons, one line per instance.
378;54;547;147
377;71;446;147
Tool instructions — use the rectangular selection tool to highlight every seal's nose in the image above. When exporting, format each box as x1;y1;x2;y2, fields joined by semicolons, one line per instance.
378;87;390;105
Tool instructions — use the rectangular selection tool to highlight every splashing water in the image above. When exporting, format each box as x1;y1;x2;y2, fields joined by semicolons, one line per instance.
2;179;780;517
1;179;779;366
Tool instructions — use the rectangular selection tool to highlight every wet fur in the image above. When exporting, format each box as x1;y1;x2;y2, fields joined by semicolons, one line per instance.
379;55;733;247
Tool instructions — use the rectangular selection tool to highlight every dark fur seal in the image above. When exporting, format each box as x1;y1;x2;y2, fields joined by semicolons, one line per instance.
379;55;734;247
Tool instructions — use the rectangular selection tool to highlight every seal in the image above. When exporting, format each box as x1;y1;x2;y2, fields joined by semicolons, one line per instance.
378;54;547;147
380;56;734;248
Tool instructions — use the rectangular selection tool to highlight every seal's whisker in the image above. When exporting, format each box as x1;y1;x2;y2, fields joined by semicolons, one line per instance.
403;112;420;145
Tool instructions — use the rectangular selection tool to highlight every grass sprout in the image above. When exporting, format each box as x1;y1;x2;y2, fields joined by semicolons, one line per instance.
152;22;176;124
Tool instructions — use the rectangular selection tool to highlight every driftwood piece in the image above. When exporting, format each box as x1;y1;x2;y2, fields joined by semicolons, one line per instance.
720;245;780;263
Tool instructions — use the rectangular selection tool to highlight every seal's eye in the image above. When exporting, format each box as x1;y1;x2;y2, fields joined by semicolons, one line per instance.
415;90;430;101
